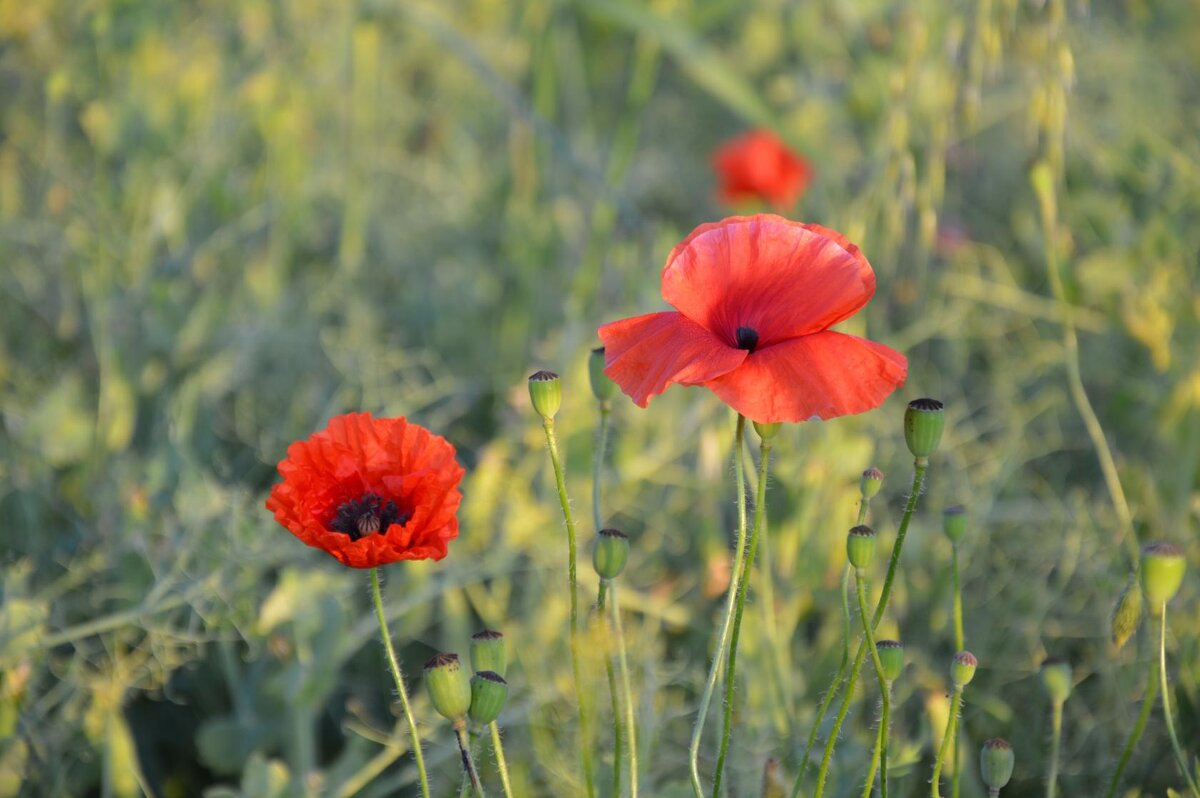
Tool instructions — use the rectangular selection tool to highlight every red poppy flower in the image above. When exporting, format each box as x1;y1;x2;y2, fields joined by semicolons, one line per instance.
598;215;907;424
712;130;812;208
265;413;464;568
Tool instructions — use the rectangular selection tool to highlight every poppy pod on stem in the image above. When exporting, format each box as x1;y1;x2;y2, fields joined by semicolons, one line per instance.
598;215;908;424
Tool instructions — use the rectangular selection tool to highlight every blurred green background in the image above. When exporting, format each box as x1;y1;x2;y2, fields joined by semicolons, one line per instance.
1;0;1198;795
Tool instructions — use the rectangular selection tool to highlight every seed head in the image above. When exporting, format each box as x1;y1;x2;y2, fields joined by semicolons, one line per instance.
846;525;877;570
979;738;1014;791
904;397;945;461
528;370;562;420
860;467;885;500
593;528;630;581
468;670;509;726
588;348;618;403
943;505;967;544
1140;542;1186;610
424;653;472;721
952;650;977;687
470;630;507;678
876;639;904;683
1040;657;1072;704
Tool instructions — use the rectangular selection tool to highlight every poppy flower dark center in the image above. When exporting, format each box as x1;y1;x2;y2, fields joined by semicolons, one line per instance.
735;326;759;353
329;492;410;541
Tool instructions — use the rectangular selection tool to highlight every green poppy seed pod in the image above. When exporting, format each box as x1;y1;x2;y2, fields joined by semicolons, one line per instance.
979;738;1015;792
876;639;904;682
860;467;885;500
846;525;877;570
468;670;508;726
952;650;977;687
753;421;782;441
1140;542;1186;609
588;348;617;403
943;505;967;544
904;398;945;461
1110;579;1142;650
424;653;472;721
1040;657;1072;704
593;528;630;581
528;370;562;420
470;630;506;678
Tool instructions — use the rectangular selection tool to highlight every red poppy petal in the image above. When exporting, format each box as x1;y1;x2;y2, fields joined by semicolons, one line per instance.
662;215;875;347
598;311;748;408
704;331;907;423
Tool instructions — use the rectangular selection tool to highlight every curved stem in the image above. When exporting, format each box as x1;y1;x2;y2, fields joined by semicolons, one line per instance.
951;544;964;798
688;414;749;798
1104;656;1157;798
856;572;889;798
369;568;431;798
1159;604;1200;797
456;723;486;798
489;722;515;798
611;581;639;798
599;583;623;798
713;438;773;796
812;464;928;798
932;688;964;798
1045;701;1062;798
860;683;891;798
543;418;595;797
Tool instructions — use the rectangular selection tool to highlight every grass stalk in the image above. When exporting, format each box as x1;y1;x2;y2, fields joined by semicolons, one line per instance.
1159;604;1200;797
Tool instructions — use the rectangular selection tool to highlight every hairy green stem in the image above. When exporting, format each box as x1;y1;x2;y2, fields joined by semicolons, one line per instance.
369;568;431;798
952;544;964;798
1159;604;1200;797
611;581;639;798
1046;701;1062;798
598;582;623;798
856;572;889;798
542;418;595;797
713;438;773;796
1104;657;1157;798
455;723;486;798
932;688;964;798
688;414;749;798
489;722;514;798
860;684;890;798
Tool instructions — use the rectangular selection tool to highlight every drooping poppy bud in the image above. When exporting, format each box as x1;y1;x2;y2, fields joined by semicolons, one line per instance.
468;670;508;725
470;630;507;678
1140;542;1186;609
528;370;562;420
904;398;945;461
860;467;885;500
952;650;977;687
1039;658;1072;704
943;505;967;544
847;525;877;570
1110;579;1142;650
589;348;618;403
424;653;472;721
979;738;1015;792
876;639;904;683
593;528;630;581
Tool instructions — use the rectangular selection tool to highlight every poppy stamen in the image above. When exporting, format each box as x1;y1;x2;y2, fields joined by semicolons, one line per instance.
330;492;409;541
735;326;759;353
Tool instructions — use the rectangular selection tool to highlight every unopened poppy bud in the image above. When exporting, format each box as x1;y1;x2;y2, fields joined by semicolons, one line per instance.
1139;542;1186;609
424;653;472;721
1040;658;1072;704
468;670;508;725
470;630;506;678
979;738;1014;792
904;398;945;461
753;421;782;441
1110;579;1142;650
593;528;630;581
589;348;617;403
846;525;877;570
876;639;904;682
943;505;967;544
952;650;977;687
860;467;885;500
528;370;562;419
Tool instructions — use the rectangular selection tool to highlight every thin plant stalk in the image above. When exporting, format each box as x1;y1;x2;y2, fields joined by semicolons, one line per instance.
455;723;486;798
542;417;595;797
369;568;431;798
951;544;964;798
593;403;611;533
1104;657;1157;798
688;414;749;798
791;491;873;796
1159;604;1200;797
860;684;891;798
810;463;929;798
1045;700;1063;798
611;581;639;798
856;572;890;798
713;435;773;796
594;401;624;798
489;722;515;798
932;687;964;798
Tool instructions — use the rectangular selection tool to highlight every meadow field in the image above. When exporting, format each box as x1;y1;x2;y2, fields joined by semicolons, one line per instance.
1;0;1198;796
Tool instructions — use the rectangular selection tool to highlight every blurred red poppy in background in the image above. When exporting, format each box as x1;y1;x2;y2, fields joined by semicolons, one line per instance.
712;130;811;208
266;413;464;568
598;215;906;424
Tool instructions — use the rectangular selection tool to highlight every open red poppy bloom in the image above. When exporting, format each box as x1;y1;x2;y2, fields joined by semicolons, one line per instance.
598;215;907;424
713;130;812;208
266;413;464;568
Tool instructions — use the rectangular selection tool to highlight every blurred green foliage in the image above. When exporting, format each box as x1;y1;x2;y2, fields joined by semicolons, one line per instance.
1;0;1198;795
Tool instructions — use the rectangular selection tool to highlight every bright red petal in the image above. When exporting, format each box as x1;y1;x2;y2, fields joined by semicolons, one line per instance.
598;312;748;408
704;331;907;423
662;215;875;348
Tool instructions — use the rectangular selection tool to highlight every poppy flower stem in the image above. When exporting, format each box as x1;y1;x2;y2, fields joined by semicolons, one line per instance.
688;414;749;798
541;417;596;797
932;687;964;798
712;435;773;796
809;462;927;798
855;571;889;798
1104;656;1157;798
951;544;964;798
488;722;515;798
455;721;486;798
1159;603;1200;797
598;583;624;798
369;568;431;798
610;580;639;798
